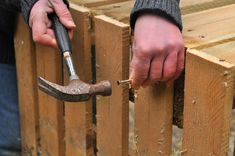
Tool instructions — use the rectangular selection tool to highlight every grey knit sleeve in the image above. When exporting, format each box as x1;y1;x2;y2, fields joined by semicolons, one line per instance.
130;0;182;31
20;0;38;24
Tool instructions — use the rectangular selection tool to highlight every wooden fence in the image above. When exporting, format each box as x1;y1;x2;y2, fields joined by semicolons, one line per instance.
14;0;235;155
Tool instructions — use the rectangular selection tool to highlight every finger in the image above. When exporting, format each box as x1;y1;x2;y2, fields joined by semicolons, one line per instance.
46;19;52;28
31;17;57;47
68;29;74;40
49;0;76;29
46;29;57;47
166;48;185;85
46;28;55;38
173;47;185;80
142;56;164;87
161;52;178;82
130;55;150;90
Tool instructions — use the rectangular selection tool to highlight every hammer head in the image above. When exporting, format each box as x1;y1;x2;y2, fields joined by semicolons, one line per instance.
38;77;112;102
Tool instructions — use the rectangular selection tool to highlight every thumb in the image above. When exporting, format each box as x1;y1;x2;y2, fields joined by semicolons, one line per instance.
49;0;76;29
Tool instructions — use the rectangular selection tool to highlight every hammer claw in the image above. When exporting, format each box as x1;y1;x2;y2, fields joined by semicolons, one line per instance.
38;77;111;102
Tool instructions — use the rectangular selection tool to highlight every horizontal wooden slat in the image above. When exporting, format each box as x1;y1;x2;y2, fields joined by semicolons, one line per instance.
71;0;129;7
183;4;235;49
181;0;235;15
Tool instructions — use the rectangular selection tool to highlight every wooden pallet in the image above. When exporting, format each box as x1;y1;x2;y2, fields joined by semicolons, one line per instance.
14;0;235;155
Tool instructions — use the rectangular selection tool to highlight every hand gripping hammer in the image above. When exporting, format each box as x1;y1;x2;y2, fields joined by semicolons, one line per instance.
38;14;112;102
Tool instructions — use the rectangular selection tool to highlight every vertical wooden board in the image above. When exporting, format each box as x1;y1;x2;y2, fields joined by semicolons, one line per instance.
94;15;130;156
234;142;235;156
182;49;235;156
36;45;64;155
14;15;39;156
64;5;94;156
135;84;173;156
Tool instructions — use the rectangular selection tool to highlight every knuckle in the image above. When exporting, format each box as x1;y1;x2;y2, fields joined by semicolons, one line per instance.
149;69;162;82
49;0;61;5
155;46;166;55
134;45;152;58
139;75;148;81
150;74;161;82
33;34;40;42
177;41;184;48
166;40;176;50
60;9;71;17
166;40;184;51
177;65;185;73
134;43;168;58
164;67;176;79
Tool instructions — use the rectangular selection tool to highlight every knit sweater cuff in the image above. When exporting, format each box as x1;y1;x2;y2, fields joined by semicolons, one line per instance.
20;0;38;24
130;0;182;31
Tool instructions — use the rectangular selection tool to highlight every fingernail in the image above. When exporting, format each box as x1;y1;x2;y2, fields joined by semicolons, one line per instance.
52;38;56;43
68;21;76;27
52;39;57;47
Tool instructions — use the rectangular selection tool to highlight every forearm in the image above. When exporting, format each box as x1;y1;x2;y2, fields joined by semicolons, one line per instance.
130;0;182;31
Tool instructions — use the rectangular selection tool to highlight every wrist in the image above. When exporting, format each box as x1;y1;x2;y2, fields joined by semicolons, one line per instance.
136;11;181;31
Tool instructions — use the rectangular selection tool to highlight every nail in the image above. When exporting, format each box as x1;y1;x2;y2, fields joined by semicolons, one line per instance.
117;79;131;86
68;21;76;27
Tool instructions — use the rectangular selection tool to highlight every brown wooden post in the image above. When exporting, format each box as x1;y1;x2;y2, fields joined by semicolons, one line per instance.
64;4;94;156
94;15;130;156
182;49;235;156
15;15;39;156
36;41;65;155
134;85;173;156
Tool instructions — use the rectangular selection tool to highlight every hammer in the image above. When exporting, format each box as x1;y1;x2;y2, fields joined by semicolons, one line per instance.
38;14;112;102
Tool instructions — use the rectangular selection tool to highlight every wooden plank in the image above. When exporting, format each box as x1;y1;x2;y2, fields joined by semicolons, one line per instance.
71;0;128;8
181;0;235;15
89;0;234;25
182;49;235;156
14;15;39;156
180;0;214;7
134;85;173;156
36;38;65;155
198;40;235;64
91;0;134;24
86;0;235;51
94;15;130;156
64;4;94;156
195;39;235;109
183;4;235;49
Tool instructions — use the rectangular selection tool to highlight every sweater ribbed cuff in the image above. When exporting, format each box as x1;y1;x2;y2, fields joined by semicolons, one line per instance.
20;0;38;24
130;0;182;31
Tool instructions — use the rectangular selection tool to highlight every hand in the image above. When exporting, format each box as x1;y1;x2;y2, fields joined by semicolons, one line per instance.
130;14;185;89
29;0;76;47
